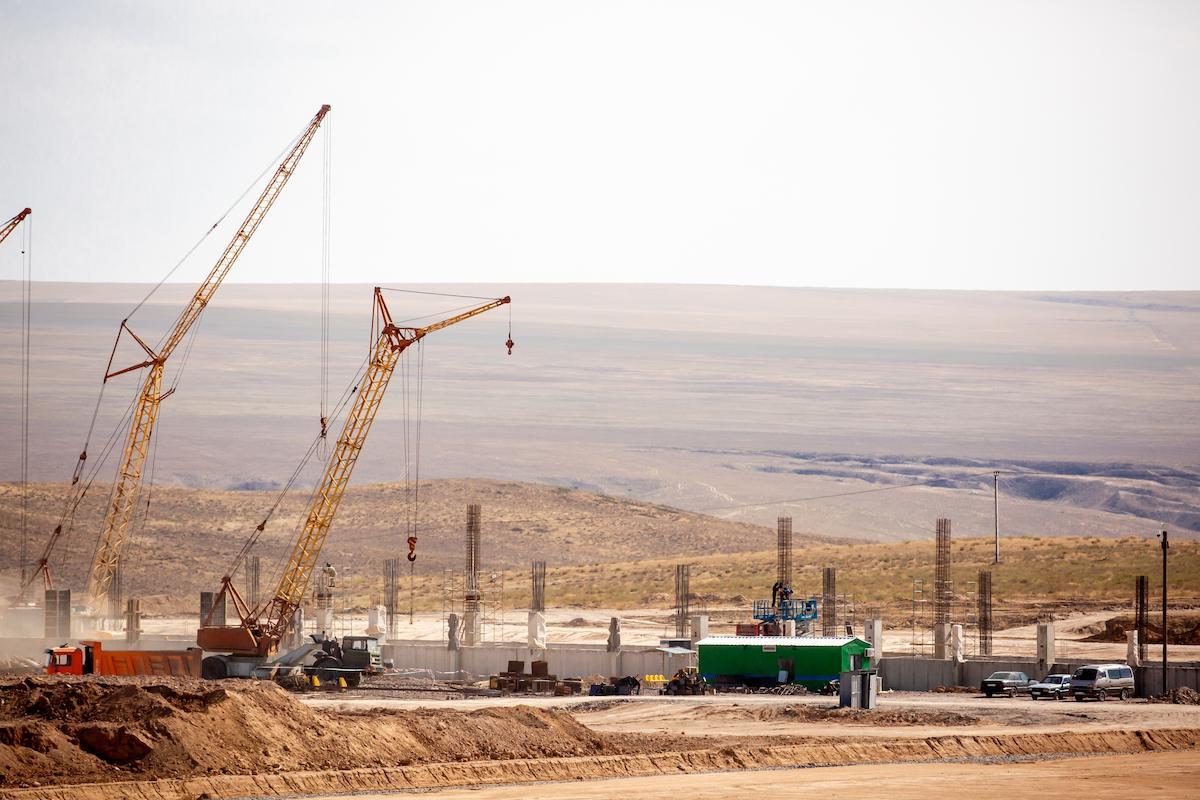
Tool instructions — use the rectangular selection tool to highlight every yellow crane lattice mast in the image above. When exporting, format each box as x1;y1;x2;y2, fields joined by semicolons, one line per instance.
199;288;511;657
83;104;331;611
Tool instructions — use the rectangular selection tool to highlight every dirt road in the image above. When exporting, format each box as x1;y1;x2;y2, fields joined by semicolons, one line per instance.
313;751;1199;800
306;689;1200;739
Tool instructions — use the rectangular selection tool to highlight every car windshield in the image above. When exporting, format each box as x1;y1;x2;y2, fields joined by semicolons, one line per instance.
1042;675;1067;682
987;672;1013;680
1074;668;1099;680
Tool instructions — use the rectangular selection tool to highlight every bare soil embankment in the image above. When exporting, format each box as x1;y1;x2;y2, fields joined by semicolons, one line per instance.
1;677;1199;800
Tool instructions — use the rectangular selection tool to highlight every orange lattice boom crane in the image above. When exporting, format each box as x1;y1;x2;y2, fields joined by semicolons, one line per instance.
197;288;510;677
24;106;330;606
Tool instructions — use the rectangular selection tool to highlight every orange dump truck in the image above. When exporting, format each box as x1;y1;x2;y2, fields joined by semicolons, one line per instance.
45;640;202;677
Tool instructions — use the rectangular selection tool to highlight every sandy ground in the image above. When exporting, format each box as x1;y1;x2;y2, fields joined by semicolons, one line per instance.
305;689;1200;739
314;751;1200;800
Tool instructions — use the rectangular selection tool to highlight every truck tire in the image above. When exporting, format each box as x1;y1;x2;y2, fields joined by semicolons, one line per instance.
344;671;362;688
1118;688;1129;701
201;656;228;680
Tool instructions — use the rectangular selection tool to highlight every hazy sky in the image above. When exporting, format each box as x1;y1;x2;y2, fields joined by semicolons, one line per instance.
3;1;1198;290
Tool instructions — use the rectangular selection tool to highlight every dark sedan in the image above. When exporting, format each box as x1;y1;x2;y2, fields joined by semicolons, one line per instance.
982;671;1033;697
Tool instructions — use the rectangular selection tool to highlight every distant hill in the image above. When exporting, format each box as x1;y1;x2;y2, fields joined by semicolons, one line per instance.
0;478;785;603
1;283;1198;539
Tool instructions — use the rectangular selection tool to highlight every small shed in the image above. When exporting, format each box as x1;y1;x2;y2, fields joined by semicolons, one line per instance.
696;635;873;690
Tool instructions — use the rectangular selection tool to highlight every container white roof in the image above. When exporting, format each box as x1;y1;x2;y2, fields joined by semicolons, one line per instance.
696;636;868;648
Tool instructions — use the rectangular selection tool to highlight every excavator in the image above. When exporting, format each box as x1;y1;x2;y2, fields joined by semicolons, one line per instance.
196;287;511;680
24;106;330;607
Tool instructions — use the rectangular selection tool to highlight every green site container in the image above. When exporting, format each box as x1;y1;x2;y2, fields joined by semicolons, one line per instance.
697;636;873;690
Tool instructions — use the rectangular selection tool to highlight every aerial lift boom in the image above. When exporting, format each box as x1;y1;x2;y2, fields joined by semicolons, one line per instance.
197;289;510;677
26;107;329;609
0;208;31;247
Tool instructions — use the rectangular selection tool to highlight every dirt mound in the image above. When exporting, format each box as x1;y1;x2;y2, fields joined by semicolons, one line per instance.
0;676;690;791
705;703;978;727
1085;613;1200;644
1151;687;1200;705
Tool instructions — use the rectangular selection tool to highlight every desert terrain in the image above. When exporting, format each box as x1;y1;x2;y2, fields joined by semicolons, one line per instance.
1;285;1198;800
1;283;1197;539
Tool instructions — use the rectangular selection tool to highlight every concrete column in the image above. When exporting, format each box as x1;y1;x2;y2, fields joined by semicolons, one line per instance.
315;608;334;636
44;589;71;639
289;608;305;650
950;624;965;663
933;622;952;659
690;614;709;645
463;610;480;646
367;605;387;638
528;611;546;655
865;619;884;653
1037;622;1055;673
606;617;621;652
1127;630;1141;667
784;619;796;637
199;591;226;626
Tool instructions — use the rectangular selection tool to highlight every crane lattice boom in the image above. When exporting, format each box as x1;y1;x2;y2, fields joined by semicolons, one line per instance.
83;105;330;612
199;289;510;656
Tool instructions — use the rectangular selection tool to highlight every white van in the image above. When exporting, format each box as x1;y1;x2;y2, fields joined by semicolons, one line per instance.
1071;663;1135;701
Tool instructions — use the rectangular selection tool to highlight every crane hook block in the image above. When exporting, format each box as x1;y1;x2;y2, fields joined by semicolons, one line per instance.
505;337;514;355
407;535;418;562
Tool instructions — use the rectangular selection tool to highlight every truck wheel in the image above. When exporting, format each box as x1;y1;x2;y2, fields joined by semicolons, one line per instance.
344;671;362;688
1098;689;1107;701
1118;689;1128;701
201;656;228;680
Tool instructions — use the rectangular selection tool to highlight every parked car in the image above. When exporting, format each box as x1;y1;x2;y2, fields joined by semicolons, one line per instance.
982;671;1033;697
1029;673;1072;700
1071;664;1135;701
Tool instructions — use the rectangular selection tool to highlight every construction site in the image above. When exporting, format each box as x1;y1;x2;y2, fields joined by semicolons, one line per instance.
4;4;1200;799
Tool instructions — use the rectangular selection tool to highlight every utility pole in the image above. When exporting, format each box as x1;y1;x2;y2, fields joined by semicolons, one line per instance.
992;472;1001;564
1159;530;1169;695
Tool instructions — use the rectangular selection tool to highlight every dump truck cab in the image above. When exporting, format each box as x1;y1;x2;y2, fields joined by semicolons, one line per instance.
338;636;382;673
45;643;94;675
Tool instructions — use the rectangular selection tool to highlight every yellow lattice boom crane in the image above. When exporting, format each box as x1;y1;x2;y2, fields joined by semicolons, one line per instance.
24;105;330;606
196;288;510;677
0;208;32;246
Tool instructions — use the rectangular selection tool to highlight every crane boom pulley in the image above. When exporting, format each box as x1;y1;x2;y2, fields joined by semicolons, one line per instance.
0;208;32;247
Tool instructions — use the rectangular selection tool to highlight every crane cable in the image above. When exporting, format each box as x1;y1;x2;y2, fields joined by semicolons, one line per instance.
45;123;312;578
318;115;332;454
17;216;32;595
228;343;373;591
